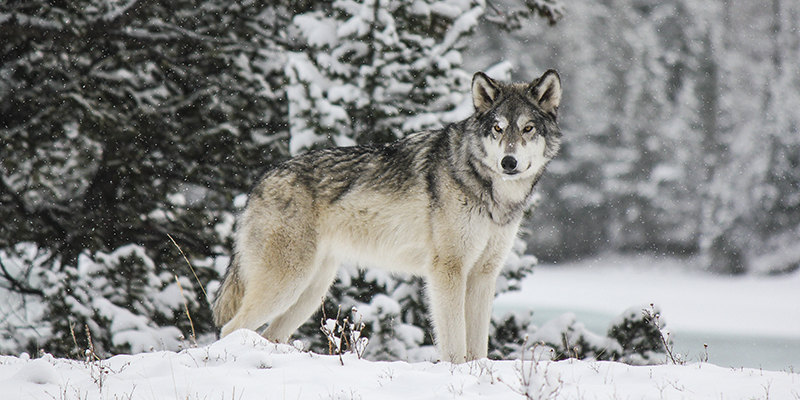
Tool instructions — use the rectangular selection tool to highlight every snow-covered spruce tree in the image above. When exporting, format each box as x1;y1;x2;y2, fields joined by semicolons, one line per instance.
285;0;476;153
0;0;289;356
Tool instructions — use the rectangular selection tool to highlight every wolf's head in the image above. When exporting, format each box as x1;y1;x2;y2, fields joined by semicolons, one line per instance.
470;70;562;181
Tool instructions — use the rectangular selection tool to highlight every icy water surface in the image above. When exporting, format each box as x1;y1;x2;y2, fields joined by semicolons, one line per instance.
522;307;800;371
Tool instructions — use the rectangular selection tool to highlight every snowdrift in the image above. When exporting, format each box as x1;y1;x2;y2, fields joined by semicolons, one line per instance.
1;329;796;400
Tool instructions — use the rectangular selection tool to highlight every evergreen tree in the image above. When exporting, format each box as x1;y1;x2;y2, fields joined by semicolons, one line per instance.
0;0;287;265
0;0;292;355
286;0;478;153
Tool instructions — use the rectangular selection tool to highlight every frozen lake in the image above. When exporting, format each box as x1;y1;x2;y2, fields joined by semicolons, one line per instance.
494;253;800;371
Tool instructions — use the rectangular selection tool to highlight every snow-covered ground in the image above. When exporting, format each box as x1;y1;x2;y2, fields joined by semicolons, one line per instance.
495;253;800;370
1;253;799;399
2;329;798;400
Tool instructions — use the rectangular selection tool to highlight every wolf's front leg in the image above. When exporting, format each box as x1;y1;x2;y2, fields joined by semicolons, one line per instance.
426;263;468;363
465;232;518;360
464;266;500;361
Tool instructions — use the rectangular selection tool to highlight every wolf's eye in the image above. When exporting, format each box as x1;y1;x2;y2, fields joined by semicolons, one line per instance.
523;126;534;133
493;124;502;133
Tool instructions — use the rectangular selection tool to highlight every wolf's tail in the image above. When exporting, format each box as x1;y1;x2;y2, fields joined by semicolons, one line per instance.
212;255;245;328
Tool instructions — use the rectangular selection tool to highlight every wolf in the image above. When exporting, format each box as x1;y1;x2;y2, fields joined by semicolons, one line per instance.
212;70;563;363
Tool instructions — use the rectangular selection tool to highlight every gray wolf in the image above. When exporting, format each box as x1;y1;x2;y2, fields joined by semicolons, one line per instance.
212;70;563;363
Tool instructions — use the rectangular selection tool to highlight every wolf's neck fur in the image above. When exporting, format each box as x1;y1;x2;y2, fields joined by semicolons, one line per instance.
484;169;541;226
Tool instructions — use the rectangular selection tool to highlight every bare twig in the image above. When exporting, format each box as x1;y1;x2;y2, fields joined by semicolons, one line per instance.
643;304;679;365
175;275;197;347
167;234;208;301
69;321;81;359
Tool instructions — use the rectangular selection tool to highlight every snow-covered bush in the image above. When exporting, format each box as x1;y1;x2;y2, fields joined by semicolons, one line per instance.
607;305;671;365
37;245;200;357
295;265;434;361
489;311;534;360
529;313;623;362
524;306;670;365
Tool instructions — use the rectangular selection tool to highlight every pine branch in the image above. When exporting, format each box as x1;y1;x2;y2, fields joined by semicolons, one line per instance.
0;257;44;297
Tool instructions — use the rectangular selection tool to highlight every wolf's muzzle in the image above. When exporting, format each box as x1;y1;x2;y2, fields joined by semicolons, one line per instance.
501;155;518;173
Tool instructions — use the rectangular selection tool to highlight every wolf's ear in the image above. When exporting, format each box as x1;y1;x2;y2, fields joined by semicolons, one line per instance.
472;72;500;114
530;69;562;118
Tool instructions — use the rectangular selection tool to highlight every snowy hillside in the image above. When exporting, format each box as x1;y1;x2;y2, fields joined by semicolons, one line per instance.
2;329;797;400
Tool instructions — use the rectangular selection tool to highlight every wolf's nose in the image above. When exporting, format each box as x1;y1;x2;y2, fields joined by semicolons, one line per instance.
501;155;517;173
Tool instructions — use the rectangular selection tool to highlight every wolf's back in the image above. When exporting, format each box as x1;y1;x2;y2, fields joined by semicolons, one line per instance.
212;255;245;327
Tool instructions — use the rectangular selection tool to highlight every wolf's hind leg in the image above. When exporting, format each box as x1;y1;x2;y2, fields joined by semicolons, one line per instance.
219;250;320;338
261;256;339;343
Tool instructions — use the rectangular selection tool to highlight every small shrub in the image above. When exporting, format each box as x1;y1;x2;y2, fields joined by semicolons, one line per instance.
529;313;622;362
525;305;671;365
607;304;670;365
489;311;534;360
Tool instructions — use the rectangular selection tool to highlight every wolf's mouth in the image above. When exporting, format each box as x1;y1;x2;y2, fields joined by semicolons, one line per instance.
500;163;531;180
